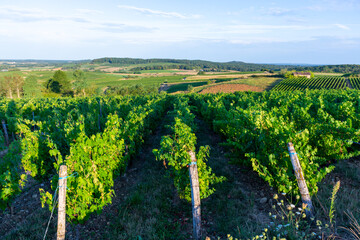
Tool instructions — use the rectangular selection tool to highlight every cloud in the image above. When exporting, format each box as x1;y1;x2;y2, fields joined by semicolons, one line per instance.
117;5;201;19
93;22;155;33
76;9;103;15
267;7;294;16
308;0;360;11
334;24;350;30
0;6;58;22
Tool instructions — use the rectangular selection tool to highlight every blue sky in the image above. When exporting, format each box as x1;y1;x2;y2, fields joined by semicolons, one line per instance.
0;0;359;64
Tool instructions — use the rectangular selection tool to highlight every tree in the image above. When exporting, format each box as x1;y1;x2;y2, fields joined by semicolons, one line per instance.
0;74;24;98
46;78;61;93
73;70;88;97
12;74;24;98
46;70;72;96
23;75;42;98
2;75;14;98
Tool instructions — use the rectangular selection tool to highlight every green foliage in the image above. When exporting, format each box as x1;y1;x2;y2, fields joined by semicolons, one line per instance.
0;131;6;151
187;85;194;92
192;90;360;196
0;140;26;210
153;96;225;202
46;70;72;96
73;70;88;96
23;75;42;98
49;114;126;222
1;91;360;226
33;95;168;222
18;120;64;180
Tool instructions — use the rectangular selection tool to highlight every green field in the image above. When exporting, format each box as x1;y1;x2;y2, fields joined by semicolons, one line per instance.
0;70;202;90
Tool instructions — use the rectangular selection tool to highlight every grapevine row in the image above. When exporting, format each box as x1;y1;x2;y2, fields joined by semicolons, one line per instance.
272;76;347;91
153;96;225;202
349;78;360;90
0;95;168;222
192;90;360;195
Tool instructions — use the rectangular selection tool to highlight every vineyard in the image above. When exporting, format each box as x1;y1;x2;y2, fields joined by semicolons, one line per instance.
349;78;360;90
0;90;360;239
271;76;347;91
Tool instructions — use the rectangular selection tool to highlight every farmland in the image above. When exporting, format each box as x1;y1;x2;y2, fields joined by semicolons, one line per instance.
272;76;347;91
0;89;359;239
0;60;282;97
1;59;360;239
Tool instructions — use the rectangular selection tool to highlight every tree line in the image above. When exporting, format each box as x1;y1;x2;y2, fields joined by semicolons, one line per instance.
92;58;360;74
91;57;293;72
295;64;360;74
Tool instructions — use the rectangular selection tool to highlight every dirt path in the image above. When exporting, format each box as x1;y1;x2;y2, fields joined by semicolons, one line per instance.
193;116;276;239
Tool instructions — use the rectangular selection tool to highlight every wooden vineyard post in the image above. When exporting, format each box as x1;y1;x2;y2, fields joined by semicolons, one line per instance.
32;112;35;131
188;151;201;240
57;165;67;240
288;142;314;218
2;120;9;146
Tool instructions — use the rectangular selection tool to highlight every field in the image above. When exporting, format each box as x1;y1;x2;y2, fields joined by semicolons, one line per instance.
272;76;348;91
0;64;281;95
5;60;358;95
199;84;263;93
0;91;360;239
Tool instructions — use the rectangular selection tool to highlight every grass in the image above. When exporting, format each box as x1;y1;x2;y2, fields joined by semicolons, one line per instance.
193;116;274;239
313;158;360;238
102;111;192;240
0;70;206;91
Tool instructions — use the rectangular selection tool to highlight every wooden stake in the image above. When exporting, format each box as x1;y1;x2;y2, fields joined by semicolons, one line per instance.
57;165;67;240
288;142;314;218
2;120;9;146
32;112;35;131
188;151;201;240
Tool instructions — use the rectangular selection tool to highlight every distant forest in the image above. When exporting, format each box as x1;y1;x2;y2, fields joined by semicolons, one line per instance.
91;58;293;72
297;64;360;73
91;58;360;73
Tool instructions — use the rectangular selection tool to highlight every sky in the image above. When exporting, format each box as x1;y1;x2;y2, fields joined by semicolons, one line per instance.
0;0;359;64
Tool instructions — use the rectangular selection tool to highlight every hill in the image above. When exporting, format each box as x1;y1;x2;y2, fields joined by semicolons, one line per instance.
91;57;293;72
